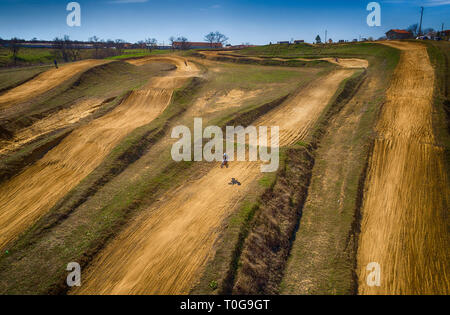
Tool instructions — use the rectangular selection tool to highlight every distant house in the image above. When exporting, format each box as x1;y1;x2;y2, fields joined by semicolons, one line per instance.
294;40;304;44
277;41;290;44
172;41;223;49
441;30;450;40
386;29;413;40
425;31;438;40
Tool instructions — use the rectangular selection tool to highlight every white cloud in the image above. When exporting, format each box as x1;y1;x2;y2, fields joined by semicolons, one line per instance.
109;0;148;4
382;0;450;6
424;0;450;6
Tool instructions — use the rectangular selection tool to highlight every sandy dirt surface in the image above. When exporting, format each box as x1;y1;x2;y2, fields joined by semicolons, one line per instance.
317;58;368;69
189;89;264;116
73;69;354;295
357;42;449;294
0;60;110;109
0;56;198;250
0;98;104;155
199;51;368;69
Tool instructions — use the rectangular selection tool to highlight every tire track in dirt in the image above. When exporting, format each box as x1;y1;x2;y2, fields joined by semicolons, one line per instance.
72;69;354;295
199;51;369;69
357;42;449;294
0;57;198;250
0;98;104;155
0;60;110;109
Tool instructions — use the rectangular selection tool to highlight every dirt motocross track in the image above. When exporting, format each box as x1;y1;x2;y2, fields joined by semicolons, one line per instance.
0;98;104;155
73;68;355;295
357;42;449;294
0;57;198;249
0;60;110;109
199;51;369;69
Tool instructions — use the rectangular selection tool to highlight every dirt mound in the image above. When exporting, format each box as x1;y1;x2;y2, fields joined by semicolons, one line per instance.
0;98;104;155
0;57;198;250
0;60;110;109
198;51;368;69
357;42;449;294
318;58;368;69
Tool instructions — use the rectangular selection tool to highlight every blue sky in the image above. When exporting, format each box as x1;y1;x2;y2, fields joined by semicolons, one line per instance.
0;0;449;44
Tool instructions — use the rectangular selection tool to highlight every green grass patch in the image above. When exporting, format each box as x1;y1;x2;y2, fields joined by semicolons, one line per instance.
296;140;309;147
258;171;277;188
106;49;171;60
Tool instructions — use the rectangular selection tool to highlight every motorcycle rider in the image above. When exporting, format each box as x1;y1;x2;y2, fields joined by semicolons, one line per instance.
221;152;229;168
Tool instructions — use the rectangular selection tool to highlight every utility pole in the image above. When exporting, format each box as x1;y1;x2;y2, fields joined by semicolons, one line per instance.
325;30;327;44
418;6;424;36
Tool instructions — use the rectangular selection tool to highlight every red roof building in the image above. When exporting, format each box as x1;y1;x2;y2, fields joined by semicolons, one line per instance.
386;29;413;40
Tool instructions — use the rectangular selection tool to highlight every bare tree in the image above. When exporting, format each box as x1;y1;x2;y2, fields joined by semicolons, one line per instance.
169;36;176;51
177;36;190;50
115;39;126;55
407;24;419;37
9;38;22;65
105;39;115;48
67;39;82;61
204;31;228;48
62;35;78;62
53;35;81;62
145;38;157;52
204;32;216;48
53;37;69;62
215;31;228;46
137;40;145;49
89;36;102;58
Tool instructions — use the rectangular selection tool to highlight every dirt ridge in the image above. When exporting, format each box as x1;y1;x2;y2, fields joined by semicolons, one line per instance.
231;71;366;294
0;70;46;96
357;41;449;295
0;95;123;186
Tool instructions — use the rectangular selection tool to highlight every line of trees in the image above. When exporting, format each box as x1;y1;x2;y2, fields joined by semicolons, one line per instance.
0;31;232;66
52;35;84;62
407;24;436;37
